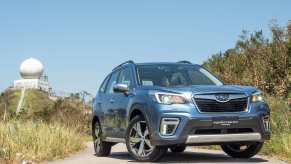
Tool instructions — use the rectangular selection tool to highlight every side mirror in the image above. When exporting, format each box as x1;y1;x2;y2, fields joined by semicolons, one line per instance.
113;83;129;93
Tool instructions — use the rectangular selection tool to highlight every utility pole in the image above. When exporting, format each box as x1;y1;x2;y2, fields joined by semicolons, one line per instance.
79;91;90;114
79;91;93;131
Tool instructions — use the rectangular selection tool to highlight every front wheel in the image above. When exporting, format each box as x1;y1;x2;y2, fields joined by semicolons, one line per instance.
221;142;264;158
125;116;167;162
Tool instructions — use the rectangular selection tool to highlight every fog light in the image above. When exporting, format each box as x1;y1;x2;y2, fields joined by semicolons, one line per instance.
160;118;180;136
263;116;271;131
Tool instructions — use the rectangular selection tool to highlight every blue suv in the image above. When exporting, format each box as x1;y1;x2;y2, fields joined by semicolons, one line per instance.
92;61;271;162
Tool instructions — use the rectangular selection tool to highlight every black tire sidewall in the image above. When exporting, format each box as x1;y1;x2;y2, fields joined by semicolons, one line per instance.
221;142;264;158
93;121;112;156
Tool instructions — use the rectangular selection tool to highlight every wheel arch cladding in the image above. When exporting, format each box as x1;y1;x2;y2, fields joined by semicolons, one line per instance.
129;103;149;121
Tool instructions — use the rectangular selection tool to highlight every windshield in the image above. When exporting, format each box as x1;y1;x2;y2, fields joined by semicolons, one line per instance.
137;64;223;87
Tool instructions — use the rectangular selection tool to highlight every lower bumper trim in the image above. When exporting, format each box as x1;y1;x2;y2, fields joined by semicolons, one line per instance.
186;133;262;144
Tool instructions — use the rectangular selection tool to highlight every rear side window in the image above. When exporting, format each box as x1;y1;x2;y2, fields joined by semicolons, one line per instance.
99;75;110;93
105;71;120;93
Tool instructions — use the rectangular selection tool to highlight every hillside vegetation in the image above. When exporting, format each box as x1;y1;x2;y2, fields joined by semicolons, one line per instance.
0;89;54;120
0;89;91;163
204;21;290;98
204;21;291;161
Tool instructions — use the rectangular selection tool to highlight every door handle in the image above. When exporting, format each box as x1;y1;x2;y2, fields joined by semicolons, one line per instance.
109;99;115;103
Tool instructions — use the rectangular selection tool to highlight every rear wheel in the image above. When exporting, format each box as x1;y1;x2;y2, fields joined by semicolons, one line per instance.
92;121;112;156
126;116;167;162
221;142;264;158
170;146;186;153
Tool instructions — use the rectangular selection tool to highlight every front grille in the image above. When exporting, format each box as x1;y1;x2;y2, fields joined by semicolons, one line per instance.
194;97;248;112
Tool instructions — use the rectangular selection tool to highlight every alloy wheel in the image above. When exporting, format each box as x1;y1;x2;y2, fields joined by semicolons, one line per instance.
129;121;154;157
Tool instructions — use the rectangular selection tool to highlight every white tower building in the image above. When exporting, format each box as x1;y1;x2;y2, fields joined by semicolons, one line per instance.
13;58;50;92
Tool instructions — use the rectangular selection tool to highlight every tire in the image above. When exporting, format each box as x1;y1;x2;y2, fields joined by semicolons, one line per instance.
221;142;264;158
125;116;167;162
92;121;112;156
170;146;186;153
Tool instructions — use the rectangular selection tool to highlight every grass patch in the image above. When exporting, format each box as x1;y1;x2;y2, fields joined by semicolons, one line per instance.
0;121;85;164
0;89;91;163
260;96;291;161
262;134;291;161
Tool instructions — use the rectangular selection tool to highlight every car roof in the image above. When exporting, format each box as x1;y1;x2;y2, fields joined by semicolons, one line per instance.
112;61;201;72
135;62;200;67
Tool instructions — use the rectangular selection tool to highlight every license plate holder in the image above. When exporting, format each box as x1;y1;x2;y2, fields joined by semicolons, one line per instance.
212;116;239;128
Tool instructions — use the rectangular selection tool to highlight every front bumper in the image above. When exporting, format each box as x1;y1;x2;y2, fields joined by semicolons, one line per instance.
148;102;271;146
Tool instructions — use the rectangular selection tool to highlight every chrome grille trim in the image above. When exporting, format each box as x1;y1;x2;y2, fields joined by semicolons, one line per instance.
194;93;247;101
192;93;250;113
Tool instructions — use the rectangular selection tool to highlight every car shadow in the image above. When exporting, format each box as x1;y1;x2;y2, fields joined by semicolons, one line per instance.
107;151;268;163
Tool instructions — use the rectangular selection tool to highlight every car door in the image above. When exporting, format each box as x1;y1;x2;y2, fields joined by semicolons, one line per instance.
94;74;110;133
111;66;134;138
103;70;120;137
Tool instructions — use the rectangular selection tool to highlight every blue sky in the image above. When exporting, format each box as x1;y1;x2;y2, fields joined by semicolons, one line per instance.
0;0;290;94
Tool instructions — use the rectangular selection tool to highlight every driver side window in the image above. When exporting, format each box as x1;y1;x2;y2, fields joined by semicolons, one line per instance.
118;66;133;89
105;71;120;94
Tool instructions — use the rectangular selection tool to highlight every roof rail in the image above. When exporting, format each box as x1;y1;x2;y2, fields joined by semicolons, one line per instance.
112;60;135;71
177;60;192;64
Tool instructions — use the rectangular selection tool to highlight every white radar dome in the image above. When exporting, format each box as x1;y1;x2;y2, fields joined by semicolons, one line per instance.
20;58;44;79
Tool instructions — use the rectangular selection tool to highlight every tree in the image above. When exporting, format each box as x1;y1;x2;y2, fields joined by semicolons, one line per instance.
204;21;289;97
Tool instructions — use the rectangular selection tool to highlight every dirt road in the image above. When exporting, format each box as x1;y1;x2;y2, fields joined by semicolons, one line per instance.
45;142;287;164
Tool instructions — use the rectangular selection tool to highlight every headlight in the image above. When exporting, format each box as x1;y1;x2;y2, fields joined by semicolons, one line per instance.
251;91;264;102
154;92;187;105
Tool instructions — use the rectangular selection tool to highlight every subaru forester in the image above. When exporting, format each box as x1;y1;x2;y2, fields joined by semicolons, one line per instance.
92;61;271;162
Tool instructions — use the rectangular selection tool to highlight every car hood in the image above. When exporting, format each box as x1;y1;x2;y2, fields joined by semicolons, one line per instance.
143;85;258;96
